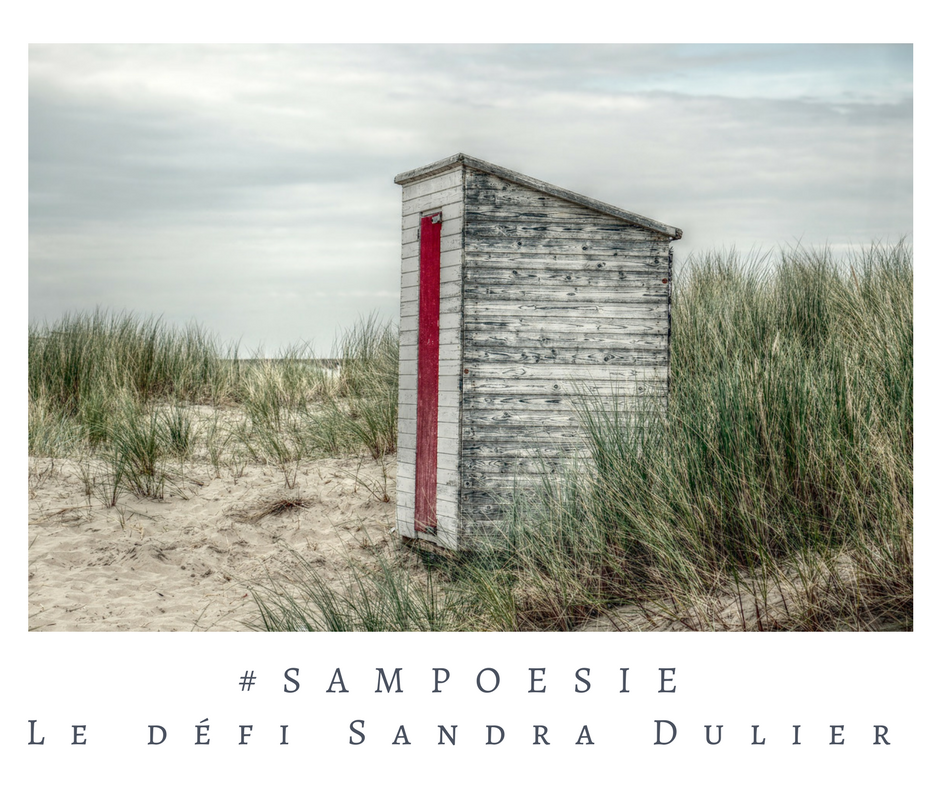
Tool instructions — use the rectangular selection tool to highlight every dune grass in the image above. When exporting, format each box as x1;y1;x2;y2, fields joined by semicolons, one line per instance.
454;241;914;630
253;241;912;632
28;242;912;631
28;310;399;500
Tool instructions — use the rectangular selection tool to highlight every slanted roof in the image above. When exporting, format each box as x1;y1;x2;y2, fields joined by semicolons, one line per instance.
394;153;682;240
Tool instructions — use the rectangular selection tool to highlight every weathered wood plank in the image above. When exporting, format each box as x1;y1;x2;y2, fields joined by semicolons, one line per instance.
465;234;664;255
464;316;667;334
460;473;580;492
461;457;576;476
461;423;593;441
465;177;629;213
462;394;660;410
465;330;668;350
464;207;669;228
461;410;581;428
463;284;668;305
466;197;667;238
464;253;668;271
464;267;669;289
464;221;663;243
468;361;668;379
452;506;512;527
464;301;667;319
463;347;667;366
465;174;676;235
462;401;662;423
466;377;668;396
461;487;553;504
460;436;588;453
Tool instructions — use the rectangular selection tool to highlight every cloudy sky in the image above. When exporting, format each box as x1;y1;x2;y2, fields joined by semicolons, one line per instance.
28;44;912;355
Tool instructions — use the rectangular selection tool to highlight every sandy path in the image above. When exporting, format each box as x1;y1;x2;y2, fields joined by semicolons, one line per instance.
28;455;396;631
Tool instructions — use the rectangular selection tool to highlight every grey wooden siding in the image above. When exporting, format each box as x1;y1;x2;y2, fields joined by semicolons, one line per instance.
459;169;671;525
396;165;465;550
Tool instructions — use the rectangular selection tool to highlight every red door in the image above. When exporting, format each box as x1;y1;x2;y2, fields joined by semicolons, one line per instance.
415;212;442;534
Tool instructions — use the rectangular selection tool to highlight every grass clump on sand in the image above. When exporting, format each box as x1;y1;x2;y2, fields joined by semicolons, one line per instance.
28;310;399;500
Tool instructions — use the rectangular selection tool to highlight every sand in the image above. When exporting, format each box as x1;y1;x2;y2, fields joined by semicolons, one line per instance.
28;454;397;632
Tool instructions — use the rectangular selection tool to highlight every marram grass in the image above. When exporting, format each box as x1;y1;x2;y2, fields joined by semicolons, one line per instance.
459;241;913;630
29;243;912;631
28;310;399;499
257;242;912;632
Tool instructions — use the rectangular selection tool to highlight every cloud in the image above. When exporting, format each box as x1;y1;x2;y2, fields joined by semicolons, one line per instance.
29;44;912;352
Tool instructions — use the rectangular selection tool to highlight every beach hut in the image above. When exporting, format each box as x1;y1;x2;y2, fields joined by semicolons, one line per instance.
395;153;682;550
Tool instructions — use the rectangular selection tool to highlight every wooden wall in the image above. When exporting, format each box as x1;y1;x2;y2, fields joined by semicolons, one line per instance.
459;169;672;527
397;164;465;549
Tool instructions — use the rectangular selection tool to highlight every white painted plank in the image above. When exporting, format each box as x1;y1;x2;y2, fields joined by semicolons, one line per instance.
401;167;463;201
399;389;461;408
439;312;461;331
402;200;464;230
401;185;463;218
398;313;418;334
397;463;459;487
439;248;463;270
401;233;463;260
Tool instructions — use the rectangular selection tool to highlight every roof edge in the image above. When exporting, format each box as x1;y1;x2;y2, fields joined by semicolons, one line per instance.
394;153;682;240
393;153;466;185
